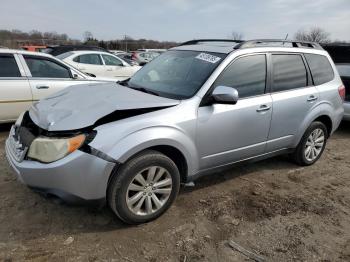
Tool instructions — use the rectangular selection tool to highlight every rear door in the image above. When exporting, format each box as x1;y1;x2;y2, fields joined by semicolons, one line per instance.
0;53;32;122
267;53;318;151
21;55;90;101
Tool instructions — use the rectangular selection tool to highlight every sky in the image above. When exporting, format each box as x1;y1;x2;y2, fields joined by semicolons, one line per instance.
1;0;350;42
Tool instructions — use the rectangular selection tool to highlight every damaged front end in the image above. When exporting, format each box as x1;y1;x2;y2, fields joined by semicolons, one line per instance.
14;104;173;164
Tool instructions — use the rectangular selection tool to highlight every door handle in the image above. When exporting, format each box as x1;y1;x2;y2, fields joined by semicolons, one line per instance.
107;68;113;71
307;95;318;102
36;85;49;89
256;105;271;112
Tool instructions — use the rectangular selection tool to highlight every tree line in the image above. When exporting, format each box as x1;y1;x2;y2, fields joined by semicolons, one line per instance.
0;29;178;50
1;27;347;51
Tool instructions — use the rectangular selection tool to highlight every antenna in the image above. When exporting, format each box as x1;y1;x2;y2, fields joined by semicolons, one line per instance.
285;34;289;40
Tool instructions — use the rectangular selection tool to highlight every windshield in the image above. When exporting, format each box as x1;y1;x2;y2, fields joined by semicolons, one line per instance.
57;51;74;60
128;50;226;99
336;64;350;77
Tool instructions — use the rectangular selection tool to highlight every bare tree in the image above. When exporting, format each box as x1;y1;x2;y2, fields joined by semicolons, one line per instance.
83;31;93;42
294;27;331;43
230;31;244;41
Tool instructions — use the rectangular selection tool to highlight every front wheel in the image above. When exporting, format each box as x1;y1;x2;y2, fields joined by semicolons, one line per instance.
292;121;328;166
107;150;180;224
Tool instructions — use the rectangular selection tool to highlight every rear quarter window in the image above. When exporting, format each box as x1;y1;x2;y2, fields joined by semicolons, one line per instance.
304;54;334;85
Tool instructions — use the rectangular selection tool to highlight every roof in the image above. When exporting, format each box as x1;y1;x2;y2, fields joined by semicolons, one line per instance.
0;48;54;58
62;50;114;56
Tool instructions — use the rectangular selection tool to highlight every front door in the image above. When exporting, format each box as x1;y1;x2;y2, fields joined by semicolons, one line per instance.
0;53;32;122
101;54;133;80
21;55;92;101
197;54;272;170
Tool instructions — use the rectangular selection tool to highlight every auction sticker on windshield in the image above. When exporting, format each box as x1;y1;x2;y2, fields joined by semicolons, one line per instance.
195;53;221;64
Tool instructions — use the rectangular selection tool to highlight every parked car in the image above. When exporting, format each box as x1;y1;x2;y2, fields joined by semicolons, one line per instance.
109;50;127;55
131;51;161;65
42;45;108;56
116;53;140;66
0;49;111;123
6;39;344;224
137;49;166;53
58;51;141;80
322;43;350;120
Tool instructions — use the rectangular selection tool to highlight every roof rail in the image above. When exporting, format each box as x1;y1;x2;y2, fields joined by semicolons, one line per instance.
178;38;323;50
179;39;244;46
234;39;323;50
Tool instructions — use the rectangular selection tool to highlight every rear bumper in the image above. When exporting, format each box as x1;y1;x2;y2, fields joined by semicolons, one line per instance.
344;102;350;121
5;138;116;204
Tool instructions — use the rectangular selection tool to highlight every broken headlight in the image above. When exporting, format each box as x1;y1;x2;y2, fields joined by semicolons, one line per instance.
27;134;86;163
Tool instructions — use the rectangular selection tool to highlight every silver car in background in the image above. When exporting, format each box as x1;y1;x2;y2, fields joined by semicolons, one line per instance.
5;39;344;224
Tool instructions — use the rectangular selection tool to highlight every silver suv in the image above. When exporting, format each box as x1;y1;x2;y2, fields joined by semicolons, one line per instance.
5;39;345;224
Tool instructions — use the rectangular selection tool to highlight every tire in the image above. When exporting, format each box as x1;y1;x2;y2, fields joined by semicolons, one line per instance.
107;150;180;224
292;121;328;166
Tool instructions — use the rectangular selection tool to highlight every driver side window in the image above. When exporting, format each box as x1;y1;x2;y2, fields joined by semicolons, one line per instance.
24;55;71;78
213;54;266;99
102;55;123;66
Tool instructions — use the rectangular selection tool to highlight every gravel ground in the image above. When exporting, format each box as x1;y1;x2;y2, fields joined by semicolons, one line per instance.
0;122;349;262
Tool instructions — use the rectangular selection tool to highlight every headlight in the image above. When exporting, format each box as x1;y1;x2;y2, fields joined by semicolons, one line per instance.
27;134;86;163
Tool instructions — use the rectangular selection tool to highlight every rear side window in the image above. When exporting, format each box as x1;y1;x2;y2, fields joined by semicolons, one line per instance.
74;54;102;65
0;54;21;77
213;54;266;98
272;54;307;92
24;56;71;78
304;54;334;85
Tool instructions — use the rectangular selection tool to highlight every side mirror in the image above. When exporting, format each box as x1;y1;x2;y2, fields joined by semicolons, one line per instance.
212;86;239;105
72;73;79;79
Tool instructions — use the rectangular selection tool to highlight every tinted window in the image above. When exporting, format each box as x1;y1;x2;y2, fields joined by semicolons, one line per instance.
0;54;21;77
305;54;334;85
102;55;123;66
213;55;266;98
24;56;71;78
272;54;307;92
74;54;102;65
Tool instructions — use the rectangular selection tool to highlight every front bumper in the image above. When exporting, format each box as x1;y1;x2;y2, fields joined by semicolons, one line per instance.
5;138;116;204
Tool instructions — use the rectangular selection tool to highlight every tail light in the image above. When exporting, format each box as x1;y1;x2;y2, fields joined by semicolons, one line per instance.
338;85;346;101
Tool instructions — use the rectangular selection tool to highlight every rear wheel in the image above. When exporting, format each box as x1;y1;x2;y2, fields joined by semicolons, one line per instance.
107;150;180;224
292;121;328;166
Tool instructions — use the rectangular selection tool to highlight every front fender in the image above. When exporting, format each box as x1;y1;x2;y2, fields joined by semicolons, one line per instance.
104;126;199;176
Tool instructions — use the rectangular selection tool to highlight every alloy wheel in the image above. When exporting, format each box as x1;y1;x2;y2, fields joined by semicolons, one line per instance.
304;128;325;162
126;166;172;216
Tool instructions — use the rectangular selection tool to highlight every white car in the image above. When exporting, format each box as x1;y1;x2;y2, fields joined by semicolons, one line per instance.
58;51;141;80
0;49;112;123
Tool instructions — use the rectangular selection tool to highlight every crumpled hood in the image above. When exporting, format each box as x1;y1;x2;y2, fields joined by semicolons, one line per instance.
29;82;180;131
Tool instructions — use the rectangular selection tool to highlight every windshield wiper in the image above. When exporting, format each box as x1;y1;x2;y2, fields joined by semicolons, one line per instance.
129;86;160;96
118;79;160;96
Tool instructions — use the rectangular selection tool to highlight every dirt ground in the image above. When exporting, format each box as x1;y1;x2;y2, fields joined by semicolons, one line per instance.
0;122;349;262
